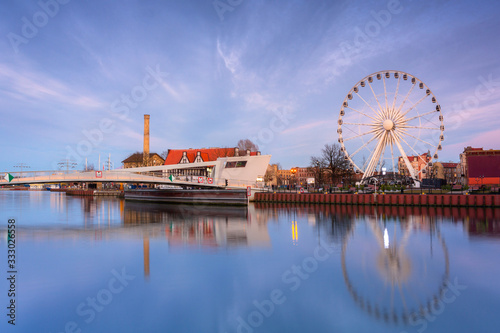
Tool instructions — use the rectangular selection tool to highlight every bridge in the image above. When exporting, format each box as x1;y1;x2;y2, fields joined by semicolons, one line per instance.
1;155;271;189
1;170;220;188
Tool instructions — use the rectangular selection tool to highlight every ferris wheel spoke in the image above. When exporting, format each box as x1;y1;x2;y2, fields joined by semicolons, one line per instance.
399;93;430;118
349;135;378;158
403;110;437;123
397;133;431;165
399;125;440;130
400;132;437;149
391;76;401;111
390;143;396;175
343;128;379;142
367;81;385;113
343;122;376;127
395;82;416;114
362;140;380;179
383;75;389;110
376;143;388;173
355;93;384;121
346;106;379;122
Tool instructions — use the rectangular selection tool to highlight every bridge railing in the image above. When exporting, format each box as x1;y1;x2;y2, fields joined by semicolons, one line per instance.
2;170;81;179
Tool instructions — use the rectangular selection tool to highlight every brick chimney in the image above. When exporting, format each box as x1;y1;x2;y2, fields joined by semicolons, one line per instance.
143;114;150;166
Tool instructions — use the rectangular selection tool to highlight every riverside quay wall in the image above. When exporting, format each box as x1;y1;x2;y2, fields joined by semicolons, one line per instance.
253;192;500;207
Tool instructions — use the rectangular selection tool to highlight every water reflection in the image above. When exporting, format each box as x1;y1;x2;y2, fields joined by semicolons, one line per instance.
254;203;500;240
341;213;450;326
123;202;270;248
1;192;500;332
254;203;500;329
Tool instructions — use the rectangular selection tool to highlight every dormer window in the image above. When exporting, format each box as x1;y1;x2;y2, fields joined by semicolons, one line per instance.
180;151;189;164
194;151;203;163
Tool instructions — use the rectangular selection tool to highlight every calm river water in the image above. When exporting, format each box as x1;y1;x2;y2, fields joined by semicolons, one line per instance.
1;190;500;333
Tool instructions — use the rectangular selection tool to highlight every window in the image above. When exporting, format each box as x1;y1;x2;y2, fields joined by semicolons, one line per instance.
194;152;203;163
225;161;247;168
180;152;189;164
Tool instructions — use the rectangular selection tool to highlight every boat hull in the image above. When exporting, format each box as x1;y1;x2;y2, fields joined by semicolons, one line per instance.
124;188;248;206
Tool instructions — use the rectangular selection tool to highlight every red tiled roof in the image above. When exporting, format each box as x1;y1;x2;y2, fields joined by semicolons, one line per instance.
398;152;430;162
441;162;458;168
164;148;258;165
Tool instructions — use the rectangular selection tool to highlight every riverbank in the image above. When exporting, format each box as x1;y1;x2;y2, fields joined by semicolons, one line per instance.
253;192;500;207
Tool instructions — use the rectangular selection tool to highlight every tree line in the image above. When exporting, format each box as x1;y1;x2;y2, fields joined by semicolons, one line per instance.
264;143;354;188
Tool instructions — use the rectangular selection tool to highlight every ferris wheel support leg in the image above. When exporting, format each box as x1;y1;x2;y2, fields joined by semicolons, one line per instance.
392;133;417;180
363;133;386;182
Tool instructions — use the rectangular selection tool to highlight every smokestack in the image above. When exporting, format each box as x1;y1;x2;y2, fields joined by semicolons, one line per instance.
143;114;150;166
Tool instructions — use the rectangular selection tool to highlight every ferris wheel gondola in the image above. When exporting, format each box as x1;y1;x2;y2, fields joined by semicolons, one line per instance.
338;70;444;184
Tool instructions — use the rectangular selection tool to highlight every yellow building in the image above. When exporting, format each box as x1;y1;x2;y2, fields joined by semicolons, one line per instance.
122;153;165;168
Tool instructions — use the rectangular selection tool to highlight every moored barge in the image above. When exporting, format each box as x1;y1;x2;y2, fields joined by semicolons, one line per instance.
124;188;248;206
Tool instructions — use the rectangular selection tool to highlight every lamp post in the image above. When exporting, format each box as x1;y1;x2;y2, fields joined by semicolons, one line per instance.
13;163;30;178
291;168;297;192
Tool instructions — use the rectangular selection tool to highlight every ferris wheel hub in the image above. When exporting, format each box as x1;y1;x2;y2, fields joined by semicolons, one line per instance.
383;119;394;131
338;70;445;183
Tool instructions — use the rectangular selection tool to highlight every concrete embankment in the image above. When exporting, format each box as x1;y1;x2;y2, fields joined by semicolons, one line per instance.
253;192;500;207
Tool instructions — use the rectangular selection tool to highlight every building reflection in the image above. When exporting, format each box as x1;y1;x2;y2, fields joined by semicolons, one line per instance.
123;202;271;248
143;236;150;280
123;202;271;279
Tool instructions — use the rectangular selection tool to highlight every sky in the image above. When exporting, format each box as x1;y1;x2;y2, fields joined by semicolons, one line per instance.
1;0;500;172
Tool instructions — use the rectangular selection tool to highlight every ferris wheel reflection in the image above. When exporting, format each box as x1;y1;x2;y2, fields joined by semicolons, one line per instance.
341;208;450;325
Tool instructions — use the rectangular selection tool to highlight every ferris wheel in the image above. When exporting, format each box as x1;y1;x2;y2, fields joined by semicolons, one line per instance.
337;70;444;183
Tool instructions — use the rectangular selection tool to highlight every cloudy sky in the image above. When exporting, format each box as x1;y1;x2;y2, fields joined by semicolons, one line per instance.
1;0;499;171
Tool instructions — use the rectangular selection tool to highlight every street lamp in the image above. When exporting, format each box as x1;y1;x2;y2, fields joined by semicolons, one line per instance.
14;163;30;178
291;167;297;191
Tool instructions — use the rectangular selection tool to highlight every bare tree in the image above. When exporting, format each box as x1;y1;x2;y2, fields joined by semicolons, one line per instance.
264;163;280;187
274;163;284;186
321;143;350;185
212;146;233;158
160;150;169;160
84;163;95;172
309;156;327;187
237;139;259;152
